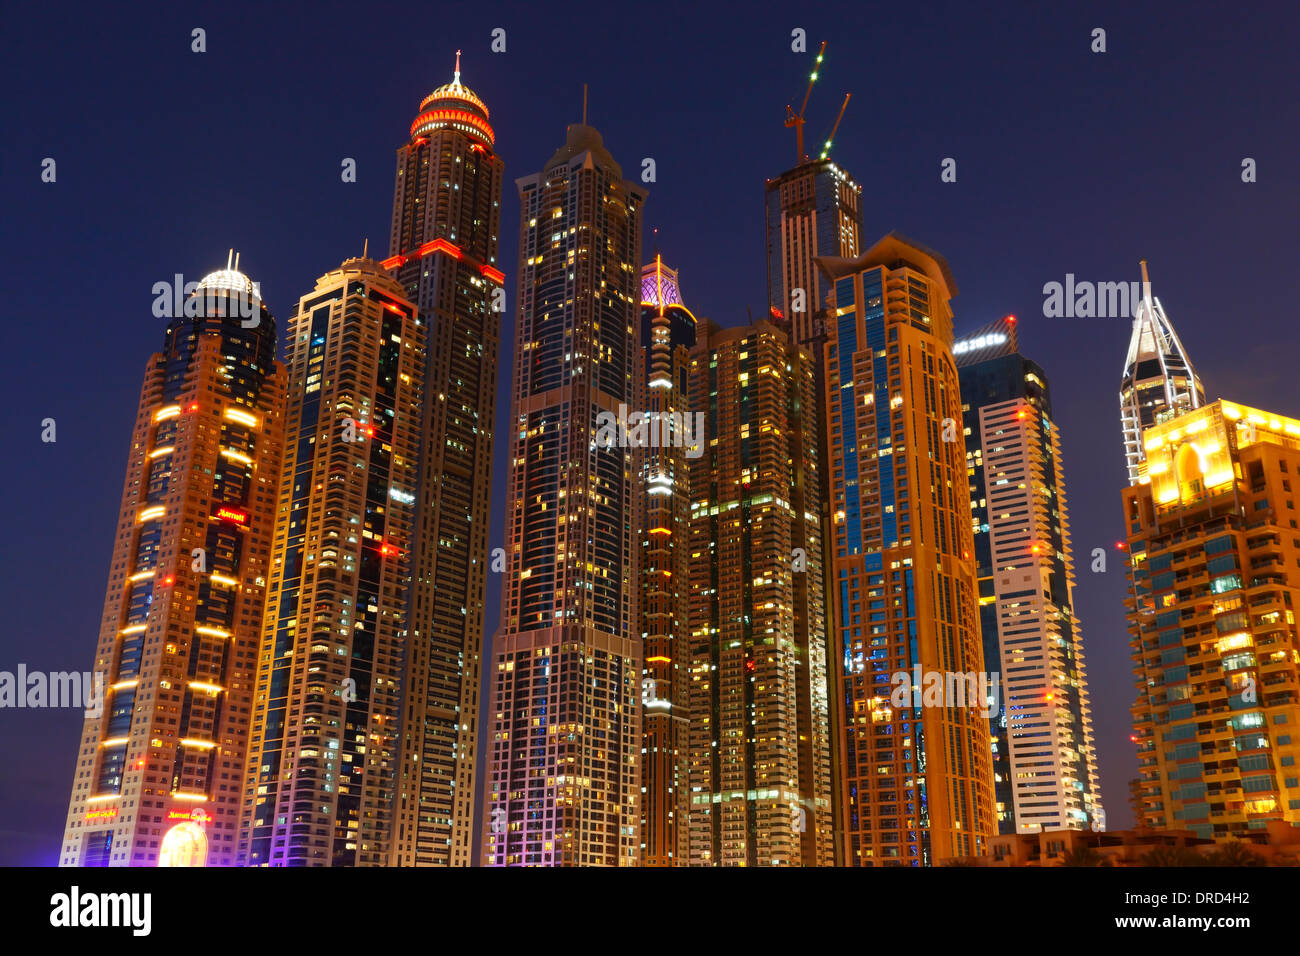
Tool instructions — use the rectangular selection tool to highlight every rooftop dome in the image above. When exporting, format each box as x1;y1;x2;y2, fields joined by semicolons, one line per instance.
195;251;257;295
411;51;494;146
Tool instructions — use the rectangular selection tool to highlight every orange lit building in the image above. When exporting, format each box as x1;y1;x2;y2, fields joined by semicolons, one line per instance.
1127;400;1300;840
819;234;996;865
385;59;506;866
60;262;285;866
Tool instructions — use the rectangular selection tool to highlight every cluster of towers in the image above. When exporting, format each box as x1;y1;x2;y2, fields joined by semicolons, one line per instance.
58;50;1300;867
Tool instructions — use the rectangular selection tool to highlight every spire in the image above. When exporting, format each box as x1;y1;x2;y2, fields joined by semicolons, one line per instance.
453;49;461;85
1120;259;1205;484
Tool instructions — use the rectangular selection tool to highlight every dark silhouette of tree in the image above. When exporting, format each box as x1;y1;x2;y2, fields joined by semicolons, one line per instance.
1139;845;1203;867
1204;841;1266;867
1060;845;1111;867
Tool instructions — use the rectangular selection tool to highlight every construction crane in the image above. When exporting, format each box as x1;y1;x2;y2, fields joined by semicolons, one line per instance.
819;93;851;160
784;40;826;164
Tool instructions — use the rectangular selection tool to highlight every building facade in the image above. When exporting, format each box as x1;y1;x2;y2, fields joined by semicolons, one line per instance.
1120;260;1205;485
686;318;834;866
819;234;996;865
482;122;645;866
61;261;284;867
957;317;1103;835
764;159;862;343
239;258;421;866
383;59;506;866
638;257;695;866
1127;400;1300;840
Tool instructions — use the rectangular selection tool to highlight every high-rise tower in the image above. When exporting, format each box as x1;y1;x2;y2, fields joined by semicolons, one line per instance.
384;55;505;866
767;43;864;866
638;256;695;866
687;318;834;866
1126;400;1300;839
765;160;863;344
1120;260;1205;485
482;121;646;866
819;234;995;865
957;317;1103;835
240;257;421;866
61;259;284;867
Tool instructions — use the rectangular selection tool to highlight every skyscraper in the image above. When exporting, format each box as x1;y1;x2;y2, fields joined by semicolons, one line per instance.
482;120;646;866
1120;260;1205;485
638;256;695;866
819;234;995;865
687;318;834;866
240;257;421;866
957;317;1103;835
383;56;505;866
1126;400;1300;839
765;159;862;344
766;55;865;867
61;260;284;867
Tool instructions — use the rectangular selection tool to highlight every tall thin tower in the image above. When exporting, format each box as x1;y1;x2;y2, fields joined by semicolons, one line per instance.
62;259;284;866
385;54;505;866
638;257;695;866
957;318;1104;835
482;119;646;866
1120;260;1204;485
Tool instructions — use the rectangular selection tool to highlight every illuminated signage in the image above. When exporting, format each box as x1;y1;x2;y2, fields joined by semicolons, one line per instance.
212;507;248;525
166;807;210;825
84;808;118;823
952;332;1007;355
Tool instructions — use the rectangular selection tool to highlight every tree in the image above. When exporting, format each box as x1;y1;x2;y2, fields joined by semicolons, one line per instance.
1060;845;1111;867
1204;842;1266;867
1139;845;1203;867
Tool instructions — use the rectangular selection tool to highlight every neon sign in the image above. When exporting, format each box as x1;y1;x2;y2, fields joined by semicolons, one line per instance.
212;507;248;525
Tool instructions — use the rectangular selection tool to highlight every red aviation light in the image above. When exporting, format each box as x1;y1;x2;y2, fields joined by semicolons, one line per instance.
1115;540;1127;550
162;575;175;586
1005;314;1016;324
188;402;199;412
213;506;248;525
378;541;399;557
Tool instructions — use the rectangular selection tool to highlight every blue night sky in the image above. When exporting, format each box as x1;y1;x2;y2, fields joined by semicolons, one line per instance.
2;0;1297;864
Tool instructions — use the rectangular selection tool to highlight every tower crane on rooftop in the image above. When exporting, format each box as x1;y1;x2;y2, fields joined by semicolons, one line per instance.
785;40;826;164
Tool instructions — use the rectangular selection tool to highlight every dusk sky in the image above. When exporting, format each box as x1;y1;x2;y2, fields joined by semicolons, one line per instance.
3;0;1298;865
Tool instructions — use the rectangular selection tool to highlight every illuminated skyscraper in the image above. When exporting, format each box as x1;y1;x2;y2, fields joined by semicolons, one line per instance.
687;318;834;866
1120;260;1205;485
638;257;695;866
61;259;284;867
483;121;645;866
1127;400;1300;839
765;159;862;344
820;234;995;865
240;257;421;866
384;56;505;866
956;317;1103;835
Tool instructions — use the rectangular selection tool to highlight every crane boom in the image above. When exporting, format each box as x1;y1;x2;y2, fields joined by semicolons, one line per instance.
819;92;851;159
784;41;827;164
